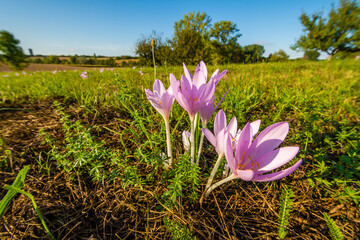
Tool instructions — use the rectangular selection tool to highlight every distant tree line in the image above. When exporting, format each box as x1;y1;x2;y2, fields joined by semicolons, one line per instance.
28;54;139;67
135;12;274;66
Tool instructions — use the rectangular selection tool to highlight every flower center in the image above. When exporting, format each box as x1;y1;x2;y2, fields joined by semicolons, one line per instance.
236;153;260;171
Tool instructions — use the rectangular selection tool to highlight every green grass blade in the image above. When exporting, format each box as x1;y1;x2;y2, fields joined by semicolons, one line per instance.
3;185;56;240
0;165;30;218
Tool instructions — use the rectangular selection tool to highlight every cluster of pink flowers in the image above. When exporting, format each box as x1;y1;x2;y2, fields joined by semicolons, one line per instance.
145;61;302;197
80;71;89;79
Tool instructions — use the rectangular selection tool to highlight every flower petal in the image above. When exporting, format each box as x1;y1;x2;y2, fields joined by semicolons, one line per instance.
183;62;192;81
235;169;254;181
153;79;165;96
253;159;303;182
235;122;253;165
248;122;289;160
202;128;216;148
224;134;236;173
250;119;261;137
257;147;299;173
227;116;238;138
214;110;227;136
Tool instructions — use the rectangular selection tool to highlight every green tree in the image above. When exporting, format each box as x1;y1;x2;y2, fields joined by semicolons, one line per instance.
243;44;265;63
210;20;242;64
0;30;28;70
303;50;320;60
268;49;289;62
291;0;360;60
171;12;212;64
135;31;171;66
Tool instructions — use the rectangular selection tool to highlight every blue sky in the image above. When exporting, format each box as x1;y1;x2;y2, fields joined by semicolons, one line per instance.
0;0;336;59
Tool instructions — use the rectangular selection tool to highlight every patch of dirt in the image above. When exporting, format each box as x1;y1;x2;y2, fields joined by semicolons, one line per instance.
0;100;359;239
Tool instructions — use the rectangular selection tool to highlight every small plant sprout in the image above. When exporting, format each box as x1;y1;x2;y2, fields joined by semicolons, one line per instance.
182;130;191;153
145;79;175;169
204;121;302;198
170;61;227;164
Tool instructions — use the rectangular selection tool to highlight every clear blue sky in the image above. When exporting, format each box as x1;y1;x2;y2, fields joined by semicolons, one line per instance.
0;0;337;59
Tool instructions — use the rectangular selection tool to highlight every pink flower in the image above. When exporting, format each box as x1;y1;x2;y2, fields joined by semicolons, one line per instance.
139;70;144;76
145;79;175;120
99;68;104;73
170;61;226;119
80;71;89;79
202;110;261;152
224;121;302;182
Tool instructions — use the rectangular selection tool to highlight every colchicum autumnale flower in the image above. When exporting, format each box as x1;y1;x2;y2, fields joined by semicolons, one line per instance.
205;121;302;197
145;79;175;168
170;61;227;164
202;110;261;189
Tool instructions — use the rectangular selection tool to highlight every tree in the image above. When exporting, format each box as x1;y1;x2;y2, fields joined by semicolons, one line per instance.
268;49;289;62
303;50;320;60
135;31;171;66
171;12;212;64
291;0;360;60
243;44;265;63
0;30;28;70
210;21;242;64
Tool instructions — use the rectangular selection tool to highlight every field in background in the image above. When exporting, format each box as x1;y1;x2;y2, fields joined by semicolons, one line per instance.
0;60;359;239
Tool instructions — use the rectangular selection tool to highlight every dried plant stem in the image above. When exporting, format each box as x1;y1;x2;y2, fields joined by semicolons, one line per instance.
190;116;195;164
205;154;224;190
204;174;236;198
164;119;173;168
151;43;156;80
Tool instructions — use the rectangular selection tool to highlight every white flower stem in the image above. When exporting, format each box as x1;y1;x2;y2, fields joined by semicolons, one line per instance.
196;121;207;165
190;115;195;164
204;174;237;198
164;118;172;168
205;154;224;190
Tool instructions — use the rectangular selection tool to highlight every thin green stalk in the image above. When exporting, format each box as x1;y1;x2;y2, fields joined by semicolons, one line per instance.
205;154;224;190
190;115;196;164
204;174;237;198
3;185;55;240
196;121;207;165
164;118;173;168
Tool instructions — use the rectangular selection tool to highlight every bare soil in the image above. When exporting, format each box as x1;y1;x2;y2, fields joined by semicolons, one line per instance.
0;100;359;239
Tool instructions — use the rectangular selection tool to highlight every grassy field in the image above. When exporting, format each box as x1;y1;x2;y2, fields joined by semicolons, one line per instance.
0;60;359;239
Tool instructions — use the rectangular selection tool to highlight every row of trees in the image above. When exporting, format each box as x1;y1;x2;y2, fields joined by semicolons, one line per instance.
29;55;119;67
135;12;271;66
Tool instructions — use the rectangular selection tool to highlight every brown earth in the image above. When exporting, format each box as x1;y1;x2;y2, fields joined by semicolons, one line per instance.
0;100;359;239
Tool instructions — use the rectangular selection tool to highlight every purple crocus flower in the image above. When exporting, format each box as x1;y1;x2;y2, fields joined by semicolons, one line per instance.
80;71;89;79
224;122;302;182
145;79;175;121
139;70;144;76
145;79;175;168
202;110;261;152
170;61;226;119
99;68;104;73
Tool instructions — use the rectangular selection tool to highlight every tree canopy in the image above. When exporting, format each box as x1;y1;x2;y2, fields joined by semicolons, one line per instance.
0;30;28;70
135;12;268;66
292;0;360;60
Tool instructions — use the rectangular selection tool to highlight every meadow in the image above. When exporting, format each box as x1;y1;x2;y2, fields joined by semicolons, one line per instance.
0;60;359;239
